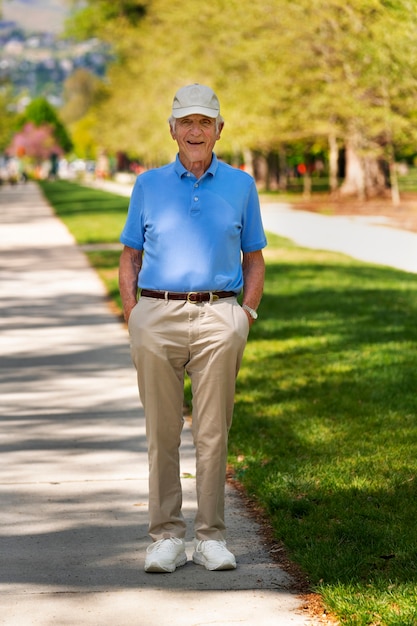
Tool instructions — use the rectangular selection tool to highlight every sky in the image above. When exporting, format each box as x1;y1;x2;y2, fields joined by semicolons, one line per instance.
2;0;70;33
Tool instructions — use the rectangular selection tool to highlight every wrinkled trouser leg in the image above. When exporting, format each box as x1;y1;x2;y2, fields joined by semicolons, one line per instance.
128;296;249;542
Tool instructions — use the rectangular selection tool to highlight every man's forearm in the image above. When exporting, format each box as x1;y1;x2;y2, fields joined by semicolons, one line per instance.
242;250;265;322
119;246;142;323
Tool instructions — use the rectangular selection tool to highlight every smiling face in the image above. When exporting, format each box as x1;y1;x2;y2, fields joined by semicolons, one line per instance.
170;114;223;178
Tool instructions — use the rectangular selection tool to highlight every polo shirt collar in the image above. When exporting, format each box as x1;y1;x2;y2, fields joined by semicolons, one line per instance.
175;153;219;179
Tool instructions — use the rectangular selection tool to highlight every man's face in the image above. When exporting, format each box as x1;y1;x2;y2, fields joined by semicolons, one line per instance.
171;114;223;172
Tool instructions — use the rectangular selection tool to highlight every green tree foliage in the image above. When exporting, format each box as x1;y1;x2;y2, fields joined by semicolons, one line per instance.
60;68;102;125
0;85;18;152
70;112;100;160
18;97;73;153
66;0;147;40
66;0;417;190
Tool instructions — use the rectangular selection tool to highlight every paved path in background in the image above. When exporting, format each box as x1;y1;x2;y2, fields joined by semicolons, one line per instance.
260;202;417;274
0;182;317;625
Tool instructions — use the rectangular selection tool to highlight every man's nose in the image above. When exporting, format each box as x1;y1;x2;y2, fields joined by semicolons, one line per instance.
189;122;202;134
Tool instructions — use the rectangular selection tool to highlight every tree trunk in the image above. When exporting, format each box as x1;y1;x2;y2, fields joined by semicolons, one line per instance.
242;149;254;178
252;151;268;190
303;169;312;199
339;138;365;199
389;161;400;207
386;141;400;207
340;132;391;199
266;151;280;191
278;147;288;190
363;157;387;198
328;133;339;195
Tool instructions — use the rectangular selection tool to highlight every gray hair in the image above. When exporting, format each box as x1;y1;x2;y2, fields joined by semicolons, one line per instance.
168;115;224;134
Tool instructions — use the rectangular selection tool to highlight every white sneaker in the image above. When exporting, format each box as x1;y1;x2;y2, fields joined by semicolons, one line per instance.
192;539;236;571
144;537;187;573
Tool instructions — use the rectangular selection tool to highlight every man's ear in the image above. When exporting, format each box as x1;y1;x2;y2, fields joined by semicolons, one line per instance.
217;122;224;140
170;126;177;140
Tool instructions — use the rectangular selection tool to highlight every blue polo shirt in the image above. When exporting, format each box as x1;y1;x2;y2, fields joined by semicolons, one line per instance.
120;153;267;293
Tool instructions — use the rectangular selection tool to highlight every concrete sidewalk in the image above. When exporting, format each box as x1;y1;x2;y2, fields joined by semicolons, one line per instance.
0;182;316;626
261;202;417;274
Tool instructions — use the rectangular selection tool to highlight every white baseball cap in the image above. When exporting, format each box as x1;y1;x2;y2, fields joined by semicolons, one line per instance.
171;83;220;118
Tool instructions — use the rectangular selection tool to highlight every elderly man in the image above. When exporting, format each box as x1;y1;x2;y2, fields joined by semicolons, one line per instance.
119;84;266;573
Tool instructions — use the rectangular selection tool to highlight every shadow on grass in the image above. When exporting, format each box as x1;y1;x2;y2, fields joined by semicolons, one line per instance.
257;262;417;342
231;259;417;586
38;180;128;216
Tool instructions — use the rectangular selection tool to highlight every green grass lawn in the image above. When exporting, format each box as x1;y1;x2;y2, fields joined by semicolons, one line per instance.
39;180;417;626
38;179;129;244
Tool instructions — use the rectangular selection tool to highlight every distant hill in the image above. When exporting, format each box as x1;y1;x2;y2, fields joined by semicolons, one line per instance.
2;0;69;34
0;2;110;106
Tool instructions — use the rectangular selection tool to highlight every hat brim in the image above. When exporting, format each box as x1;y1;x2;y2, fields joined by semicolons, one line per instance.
172;105;219;118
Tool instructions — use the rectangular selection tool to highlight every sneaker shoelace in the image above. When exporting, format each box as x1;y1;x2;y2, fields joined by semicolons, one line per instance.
196;540;227;553
147;537;183;554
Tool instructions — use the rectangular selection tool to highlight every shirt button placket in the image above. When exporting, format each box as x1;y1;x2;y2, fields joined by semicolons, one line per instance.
191;181;200;213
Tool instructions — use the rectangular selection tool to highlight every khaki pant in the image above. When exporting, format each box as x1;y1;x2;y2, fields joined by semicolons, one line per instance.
128;296;249;541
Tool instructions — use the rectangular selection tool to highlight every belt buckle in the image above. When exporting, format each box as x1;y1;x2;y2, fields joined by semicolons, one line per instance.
187;291;199;303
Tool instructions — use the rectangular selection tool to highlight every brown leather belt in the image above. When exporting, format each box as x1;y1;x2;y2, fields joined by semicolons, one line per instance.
141;289;237;303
